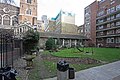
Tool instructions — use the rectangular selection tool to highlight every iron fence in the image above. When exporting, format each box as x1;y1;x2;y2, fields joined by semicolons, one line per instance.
0;29;22;80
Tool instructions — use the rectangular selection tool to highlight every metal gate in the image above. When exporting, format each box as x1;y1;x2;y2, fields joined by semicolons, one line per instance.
0;29;17;80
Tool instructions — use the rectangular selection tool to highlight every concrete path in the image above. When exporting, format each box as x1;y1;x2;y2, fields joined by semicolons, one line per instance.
45;60;120;80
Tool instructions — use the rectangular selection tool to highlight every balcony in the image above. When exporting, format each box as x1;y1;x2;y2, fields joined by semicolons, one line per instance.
96;9;120;20
96;34;120;38
96;26;120;32
96;18;120;26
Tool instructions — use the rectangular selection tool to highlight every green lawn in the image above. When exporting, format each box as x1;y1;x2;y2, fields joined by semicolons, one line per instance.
52;48;120;62
42;48;120;77
27;48;120;79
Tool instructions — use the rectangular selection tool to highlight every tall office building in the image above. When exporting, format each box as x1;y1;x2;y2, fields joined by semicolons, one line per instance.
96;0;120;47
46;19;56;32
84;0;99;45
19;0;37;25
41;15;48;31
52;10;78;35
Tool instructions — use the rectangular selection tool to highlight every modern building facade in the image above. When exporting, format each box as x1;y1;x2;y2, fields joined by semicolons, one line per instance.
46;19;56;32
84;0;99;45
78;24;84;35
51;10;78;35
36;20;45;32
96;0;120;47
19;0;37;25
41;15;48;31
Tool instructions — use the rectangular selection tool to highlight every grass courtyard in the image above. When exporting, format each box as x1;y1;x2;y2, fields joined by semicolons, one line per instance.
52;48;120;62
28;48;120;79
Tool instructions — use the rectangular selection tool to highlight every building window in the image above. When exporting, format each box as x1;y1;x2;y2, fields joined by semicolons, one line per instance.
116;13;120;18
116;37;120;43
97;38;103;42
99;31;104;35
99;25;104;29
12;16;18;26
100;0;105;3
26;9;32;15
107;17;110;21
3;15;10;25
107;24;110;28
0;15;2;24
111;15;115;20
17;29;19;34
107;38;114;43
98;19;104;23
116;4;120;11
110;7;115;13
107;38;110;43
111;0;115;4
111;23;115;27
97;32;103;36
111;38;114;43
107;9;111;14
20;28;22;33
98;11;104;16
116;29;120;33
27;0;32;3
107;30;114;34
116;21;120;26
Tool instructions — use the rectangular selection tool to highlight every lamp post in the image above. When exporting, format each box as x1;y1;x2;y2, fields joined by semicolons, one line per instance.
19;34;23;57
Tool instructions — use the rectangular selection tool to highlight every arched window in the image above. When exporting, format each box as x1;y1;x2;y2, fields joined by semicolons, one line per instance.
20;28;22;33
12;16;18;26
0;15;2;25
3;15;10;25
26;9;32;15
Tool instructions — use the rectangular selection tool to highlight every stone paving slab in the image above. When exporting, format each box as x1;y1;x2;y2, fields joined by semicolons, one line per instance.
45;61;120;80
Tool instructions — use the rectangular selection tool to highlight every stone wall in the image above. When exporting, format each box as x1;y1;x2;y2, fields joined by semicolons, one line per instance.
61;23;78;35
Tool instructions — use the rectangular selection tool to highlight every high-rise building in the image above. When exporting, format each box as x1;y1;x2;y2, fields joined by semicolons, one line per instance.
41;15;48;31
19;0;37;25
46;19;56;32
52;10;78;35
78;24;84;35
84;0;99;45
96;0;120;47
36;20;45;32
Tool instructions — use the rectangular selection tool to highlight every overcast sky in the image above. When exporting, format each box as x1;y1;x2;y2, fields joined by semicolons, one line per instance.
15;0;97;26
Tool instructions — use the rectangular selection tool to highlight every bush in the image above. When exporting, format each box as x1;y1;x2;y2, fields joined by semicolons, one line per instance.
23;30;40;54
45;38;56;50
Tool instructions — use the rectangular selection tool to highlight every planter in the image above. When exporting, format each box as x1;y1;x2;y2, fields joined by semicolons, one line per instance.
23;55;35;69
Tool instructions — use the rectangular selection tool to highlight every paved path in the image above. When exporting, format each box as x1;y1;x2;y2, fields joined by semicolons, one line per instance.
45;60;120;80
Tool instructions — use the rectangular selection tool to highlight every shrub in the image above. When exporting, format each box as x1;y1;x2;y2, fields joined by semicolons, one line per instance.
45;38;56;50
23;30;39;54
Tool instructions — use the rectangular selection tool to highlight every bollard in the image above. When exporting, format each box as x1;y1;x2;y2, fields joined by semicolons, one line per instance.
69;68;75;79
57;60;69;80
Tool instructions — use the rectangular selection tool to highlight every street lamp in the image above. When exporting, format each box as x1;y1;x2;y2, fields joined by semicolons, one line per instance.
19;34;23;57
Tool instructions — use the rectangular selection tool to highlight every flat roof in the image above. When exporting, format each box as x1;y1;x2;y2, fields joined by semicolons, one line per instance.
39;32;88;39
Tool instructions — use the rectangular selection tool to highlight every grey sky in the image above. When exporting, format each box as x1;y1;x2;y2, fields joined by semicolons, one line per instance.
14;0;97;26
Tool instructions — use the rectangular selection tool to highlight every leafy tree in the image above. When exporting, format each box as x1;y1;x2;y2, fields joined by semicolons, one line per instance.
23;30;40;54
